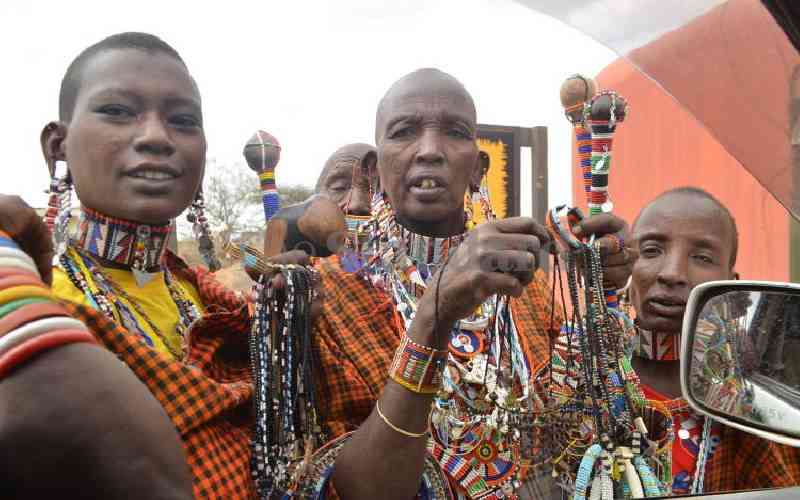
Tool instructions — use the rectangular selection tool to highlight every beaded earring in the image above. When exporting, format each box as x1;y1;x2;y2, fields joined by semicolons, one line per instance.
44;160;73;259
187;189;221;272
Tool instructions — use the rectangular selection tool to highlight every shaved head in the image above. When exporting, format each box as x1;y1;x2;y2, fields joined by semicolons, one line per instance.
375;68;476;144
316;143;376;192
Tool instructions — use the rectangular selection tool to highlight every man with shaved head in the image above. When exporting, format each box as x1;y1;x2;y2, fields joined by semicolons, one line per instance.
297;68;631;500
626;187;800;494
316;143;377;216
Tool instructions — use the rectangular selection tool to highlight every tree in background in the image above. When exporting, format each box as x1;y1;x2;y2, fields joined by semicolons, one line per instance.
178;159;314;270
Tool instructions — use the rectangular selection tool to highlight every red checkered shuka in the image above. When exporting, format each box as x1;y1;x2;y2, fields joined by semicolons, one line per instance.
311;256;559;497
61;252;256;499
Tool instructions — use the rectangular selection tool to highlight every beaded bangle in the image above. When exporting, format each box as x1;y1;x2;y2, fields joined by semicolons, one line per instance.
0;275;48;291
0;297;51;319
0;286;52;305
0;329;97;378
0;237;98;378
0;256;39;276
0;247;38;270
573;444;602;500
0;316;88;355
0;302;71;337
375;400;428;438
389;334;448;394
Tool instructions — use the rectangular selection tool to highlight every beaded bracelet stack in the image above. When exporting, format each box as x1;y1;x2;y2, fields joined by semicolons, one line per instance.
389;333;448;395
0;230;96;378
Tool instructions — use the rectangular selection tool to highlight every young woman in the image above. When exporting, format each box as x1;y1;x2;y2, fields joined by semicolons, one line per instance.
2;32;257;497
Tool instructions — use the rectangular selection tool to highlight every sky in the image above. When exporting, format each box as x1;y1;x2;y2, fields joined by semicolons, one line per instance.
0;0;616;215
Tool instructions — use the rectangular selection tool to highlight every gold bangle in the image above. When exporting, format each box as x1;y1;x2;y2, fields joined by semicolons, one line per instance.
375;401;428;438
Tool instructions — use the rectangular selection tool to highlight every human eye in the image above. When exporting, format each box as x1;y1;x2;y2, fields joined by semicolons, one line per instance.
639;243;662;258
447;125;472;139
328;183;349;193
388;123;416;140
692;253;715;265
96;104;135;120
169;113;202;130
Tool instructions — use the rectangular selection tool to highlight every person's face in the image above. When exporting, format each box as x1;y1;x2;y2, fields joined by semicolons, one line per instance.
318;153;375;216
48;49;206;224
631;195;736;333
376;83;479;235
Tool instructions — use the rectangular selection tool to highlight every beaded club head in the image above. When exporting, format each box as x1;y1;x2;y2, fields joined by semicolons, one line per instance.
243;130;282;223
560;74;598;125
243;130;281;173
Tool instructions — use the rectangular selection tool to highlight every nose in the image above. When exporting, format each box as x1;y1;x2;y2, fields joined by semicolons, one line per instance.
342;184;371;216
415;128;445;165
656;250;689;288
134;112;176;156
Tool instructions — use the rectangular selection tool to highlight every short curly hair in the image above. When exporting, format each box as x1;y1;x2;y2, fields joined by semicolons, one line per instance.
58;32;186;122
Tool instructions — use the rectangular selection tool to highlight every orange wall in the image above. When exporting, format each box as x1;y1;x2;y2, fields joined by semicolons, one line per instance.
572;57;789;281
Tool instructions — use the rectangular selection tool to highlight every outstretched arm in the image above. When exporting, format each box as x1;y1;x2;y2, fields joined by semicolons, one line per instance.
0;343;194;499
332;217;548;500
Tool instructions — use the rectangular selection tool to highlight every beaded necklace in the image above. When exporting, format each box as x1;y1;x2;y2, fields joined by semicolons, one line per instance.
73;207;172;286
59;209;200;360
633;327;681;362
249;266;322;498
362;192;535;498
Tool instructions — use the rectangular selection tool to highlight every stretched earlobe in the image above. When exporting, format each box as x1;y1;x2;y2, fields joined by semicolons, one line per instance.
470;150;490;188
40;121;68;178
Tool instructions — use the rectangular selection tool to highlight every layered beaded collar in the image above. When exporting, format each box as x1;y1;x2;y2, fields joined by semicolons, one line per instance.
72;207;172;286
633;326;681;362
362;192;466;293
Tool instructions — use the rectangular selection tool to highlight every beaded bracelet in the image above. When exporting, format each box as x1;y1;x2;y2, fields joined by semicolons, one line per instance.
0;232;97;377
0;330;96;378
0;302;73;338
0;316;89;355
389;334;448;394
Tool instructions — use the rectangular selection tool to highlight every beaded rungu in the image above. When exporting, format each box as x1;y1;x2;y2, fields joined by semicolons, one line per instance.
545;79;668;499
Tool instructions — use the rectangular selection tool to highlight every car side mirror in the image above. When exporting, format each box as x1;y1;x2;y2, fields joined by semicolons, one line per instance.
681;280;800;447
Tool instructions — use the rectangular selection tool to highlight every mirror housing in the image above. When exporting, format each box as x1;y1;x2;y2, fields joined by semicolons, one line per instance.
681;280;800;447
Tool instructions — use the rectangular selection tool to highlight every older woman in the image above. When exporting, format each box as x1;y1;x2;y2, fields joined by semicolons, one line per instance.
299;68;631;500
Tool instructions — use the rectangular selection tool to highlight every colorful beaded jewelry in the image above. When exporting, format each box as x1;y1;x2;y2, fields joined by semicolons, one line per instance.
58;209;201;359
74;207;172;285
360;191;534;498
0;232;96;378
249;265;323;498
389;333;448;394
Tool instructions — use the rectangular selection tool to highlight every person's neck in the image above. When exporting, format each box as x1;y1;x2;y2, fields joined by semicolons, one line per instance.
72;206;172;273
395;212;465;238
632;355;683;399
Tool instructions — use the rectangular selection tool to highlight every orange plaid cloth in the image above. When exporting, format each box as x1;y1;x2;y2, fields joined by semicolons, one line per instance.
703;423;800;492
311;256;558;496
61;252;255;499
644;385;800;493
